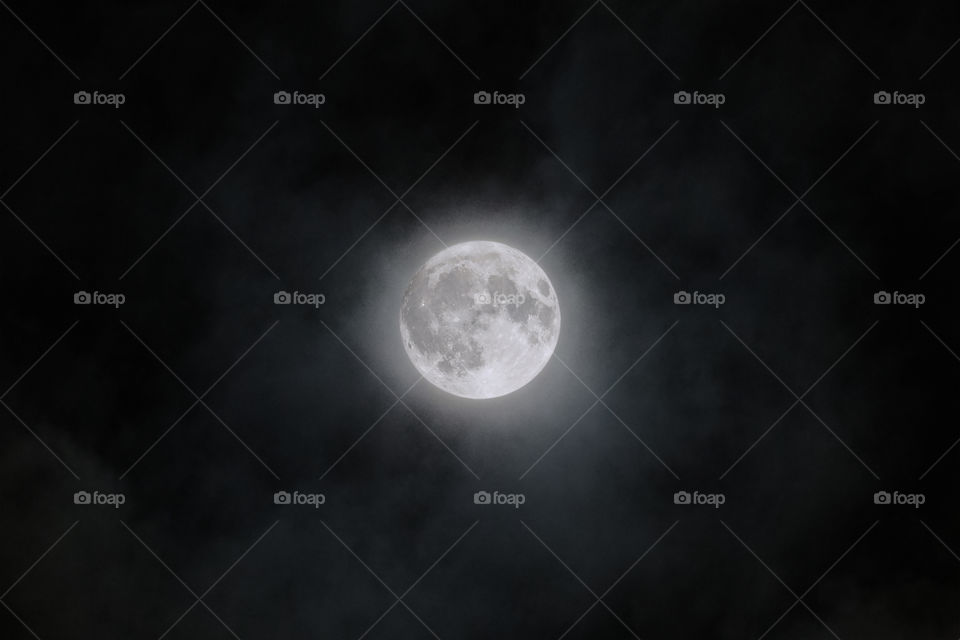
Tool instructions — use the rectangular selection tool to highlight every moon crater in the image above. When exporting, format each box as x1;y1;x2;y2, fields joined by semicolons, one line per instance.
400;241;561;399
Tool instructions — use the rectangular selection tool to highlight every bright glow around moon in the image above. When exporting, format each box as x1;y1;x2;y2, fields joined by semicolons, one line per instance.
400;241;561;399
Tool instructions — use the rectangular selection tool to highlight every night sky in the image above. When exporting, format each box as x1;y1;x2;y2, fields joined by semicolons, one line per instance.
2;1;960;638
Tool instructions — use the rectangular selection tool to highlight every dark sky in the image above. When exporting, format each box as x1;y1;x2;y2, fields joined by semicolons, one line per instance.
1;1;960;638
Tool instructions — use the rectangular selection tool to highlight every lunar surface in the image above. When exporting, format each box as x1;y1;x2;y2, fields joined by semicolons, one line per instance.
400;241;561;399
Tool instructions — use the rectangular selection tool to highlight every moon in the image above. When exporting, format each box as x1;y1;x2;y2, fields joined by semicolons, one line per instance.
399;241;561;399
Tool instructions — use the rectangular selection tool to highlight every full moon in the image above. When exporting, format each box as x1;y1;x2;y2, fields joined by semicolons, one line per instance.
400;241;561;399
